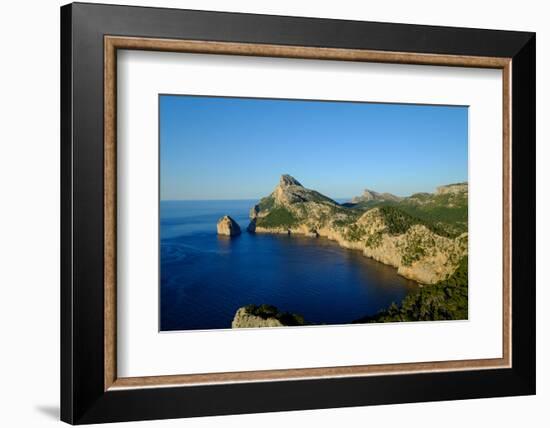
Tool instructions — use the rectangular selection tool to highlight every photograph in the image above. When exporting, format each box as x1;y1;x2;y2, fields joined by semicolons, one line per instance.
159;95;469;331
53;2;537;425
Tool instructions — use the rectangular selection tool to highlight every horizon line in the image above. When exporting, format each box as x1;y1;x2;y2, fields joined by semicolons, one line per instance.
160;179;468;202
160;197;353;202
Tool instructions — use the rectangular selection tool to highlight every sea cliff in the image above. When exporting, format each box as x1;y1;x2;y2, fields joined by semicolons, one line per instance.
247;175;468;284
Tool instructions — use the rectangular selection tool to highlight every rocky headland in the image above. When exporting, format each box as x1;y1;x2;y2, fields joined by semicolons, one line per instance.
247;175;468;284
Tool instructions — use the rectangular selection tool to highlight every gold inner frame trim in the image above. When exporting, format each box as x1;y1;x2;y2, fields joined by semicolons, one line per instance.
104;35;512;391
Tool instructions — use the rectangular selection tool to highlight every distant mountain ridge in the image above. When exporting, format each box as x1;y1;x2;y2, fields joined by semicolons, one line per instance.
351;189;402;204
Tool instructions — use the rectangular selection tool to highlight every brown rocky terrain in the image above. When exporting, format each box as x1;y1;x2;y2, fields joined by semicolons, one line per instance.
231;307;285;328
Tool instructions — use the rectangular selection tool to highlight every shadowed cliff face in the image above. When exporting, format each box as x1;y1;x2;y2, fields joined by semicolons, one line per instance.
279;174;302;187
272;174;338;206
247;175;468;284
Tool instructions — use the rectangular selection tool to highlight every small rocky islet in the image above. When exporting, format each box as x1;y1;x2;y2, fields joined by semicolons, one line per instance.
218;174;469;328
216;215;241;236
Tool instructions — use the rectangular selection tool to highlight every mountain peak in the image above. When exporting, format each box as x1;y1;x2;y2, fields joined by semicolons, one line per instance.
267;174;336;206
351;189;402;204
279;174;302;187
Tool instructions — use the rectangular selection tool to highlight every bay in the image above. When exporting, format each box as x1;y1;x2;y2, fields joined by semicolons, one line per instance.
160;200;417;331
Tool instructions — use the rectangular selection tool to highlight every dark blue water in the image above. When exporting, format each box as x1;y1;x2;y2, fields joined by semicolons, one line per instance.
160;200;417;331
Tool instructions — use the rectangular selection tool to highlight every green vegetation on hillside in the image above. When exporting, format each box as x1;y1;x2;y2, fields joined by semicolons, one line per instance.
257;195;275;211
398;192;468;234
350;190;468;238
378;206;456;238
378;206;420;234
365;231;383;248
243;304;306;326
400;233;428;266
354;256;468;323
334;204;463;244
344;223;367;242
256;206;299;228
331;210;362;227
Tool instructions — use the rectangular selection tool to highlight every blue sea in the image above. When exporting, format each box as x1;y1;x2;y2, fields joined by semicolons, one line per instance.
160;200;417;331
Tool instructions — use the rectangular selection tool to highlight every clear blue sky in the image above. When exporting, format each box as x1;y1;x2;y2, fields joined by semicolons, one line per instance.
160;95;468;200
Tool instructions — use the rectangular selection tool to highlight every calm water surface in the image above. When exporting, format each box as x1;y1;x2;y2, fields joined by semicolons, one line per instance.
160;200;417;331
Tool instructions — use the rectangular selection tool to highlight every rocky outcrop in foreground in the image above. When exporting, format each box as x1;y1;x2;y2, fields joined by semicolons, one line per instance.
247;175;468;284
231;304;305;329
231;307;285;328
217;215;241;236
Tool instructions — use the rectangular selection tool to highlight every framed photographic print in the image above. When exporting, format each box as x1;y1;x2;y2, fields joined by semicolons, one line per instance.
60;2;536;424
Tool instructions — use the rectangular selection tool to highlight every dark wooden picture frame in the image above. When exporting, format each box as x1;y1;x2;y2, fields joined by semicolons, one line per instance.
61;2;535;424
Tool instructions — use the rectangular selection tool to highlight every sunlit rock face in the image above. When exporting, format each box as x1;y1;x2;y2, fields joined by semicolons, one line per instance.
216;215;241;236
231;307;285;329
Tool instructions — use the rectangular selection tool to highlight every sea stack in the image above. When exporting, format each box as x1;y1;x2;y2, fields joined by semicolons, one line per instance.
216;215;241;236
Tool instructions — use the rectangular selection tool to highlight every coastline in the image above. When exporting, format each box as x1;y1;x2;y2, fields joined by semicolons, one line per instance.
253;226;421;284
252;222;466;284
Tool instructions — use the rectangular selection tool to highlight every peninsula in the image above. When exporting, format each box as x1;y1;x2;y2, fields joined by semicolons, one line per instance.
247;175;468;284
